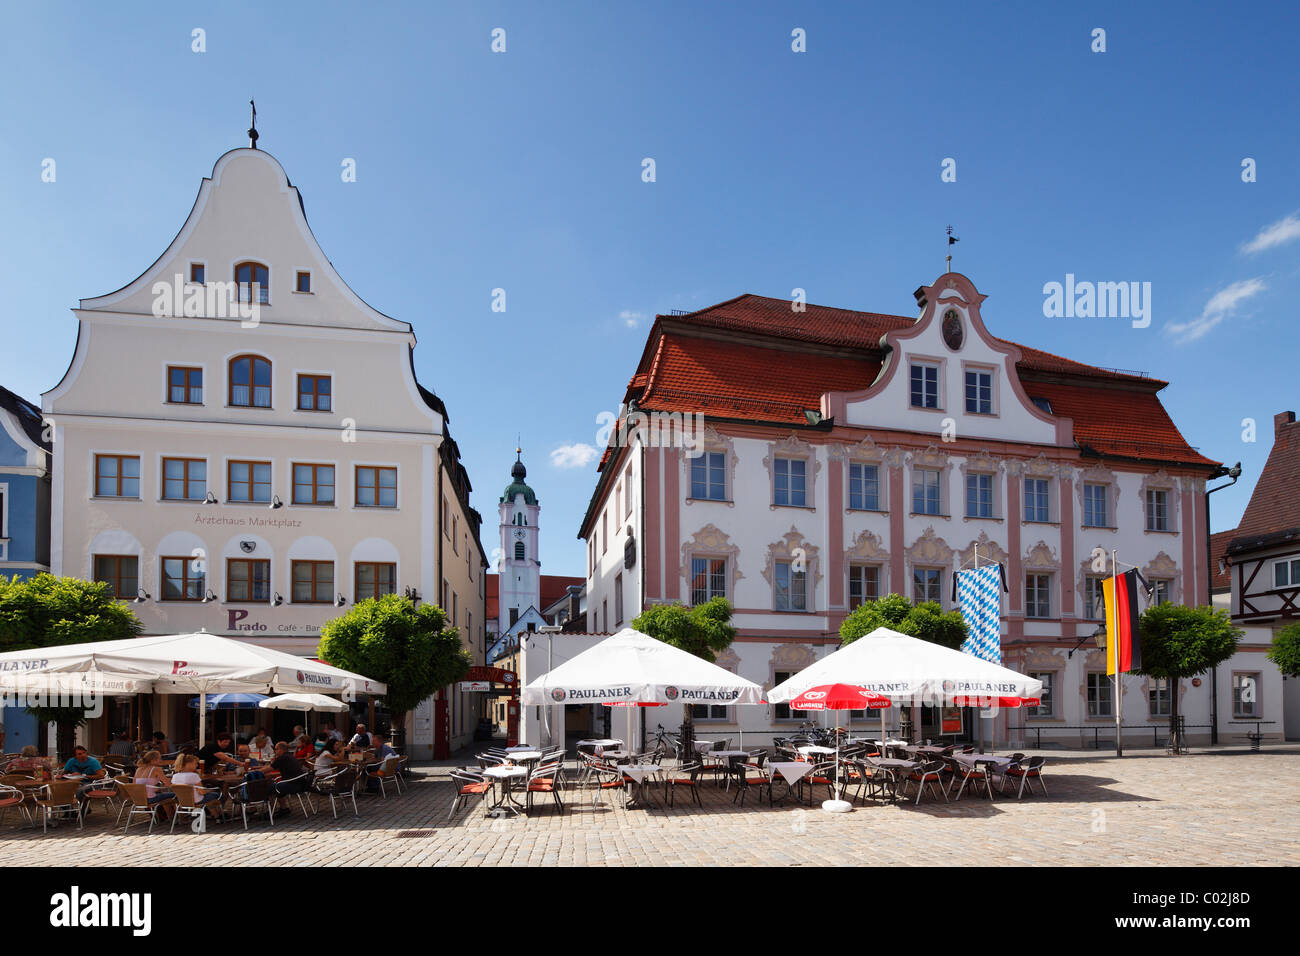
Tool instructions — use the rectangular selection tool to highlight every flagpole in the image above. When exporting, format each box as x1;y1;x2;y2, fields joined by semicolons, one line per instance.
1113;549;1123;758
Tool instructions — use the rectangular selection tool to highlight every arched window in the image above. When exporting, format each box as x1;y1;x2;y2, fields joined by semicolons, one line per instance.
235;261;270;304
229;355;272;407
513;512;527;526
514;541;526;561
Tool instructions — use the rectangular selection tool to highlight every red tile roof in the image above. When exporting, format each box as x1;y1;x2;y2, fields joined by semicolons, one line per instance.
626;295;1208;465
486;574;584;622
1228;412;1300;554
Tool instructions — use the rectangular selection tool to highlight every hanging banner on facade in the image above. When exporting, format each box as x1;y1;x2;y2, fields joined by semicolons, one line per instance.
954;564;1007;664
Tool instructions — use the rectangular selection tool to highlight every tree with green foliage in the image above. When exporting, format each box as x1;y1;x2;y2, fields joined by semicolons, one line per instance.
1267;621;1300;677
840;592;968;649
0;573;143;757
317;594;470;749
631;597;737;755
1135;603;1241;748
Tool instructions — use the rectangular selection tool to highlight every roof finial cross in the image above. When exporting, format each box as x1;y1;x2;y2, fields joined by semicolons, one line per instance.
248;99;259;149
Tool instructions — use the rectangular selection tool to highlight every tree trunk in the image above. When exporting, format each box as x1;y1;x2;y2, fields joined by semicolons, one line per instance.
678;702;694;764
1169;678;1183;754
388;709;407;754
56;720;77;762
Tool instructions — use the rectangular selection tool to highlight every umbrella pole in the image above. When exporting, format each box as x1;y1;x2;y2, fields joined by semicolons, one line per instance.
199;692;207;748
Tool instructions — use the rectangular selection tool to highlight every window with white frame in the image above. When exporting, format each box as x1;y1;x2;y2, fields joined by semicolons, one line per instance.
912;567;942;604
774;561;807;611
964;368;993;414
848;462;880;510
965;473;994;518
1148;677;1171;717
1087;673;1112;717
1025;573;1052;618
690;452;726;500
1083;483;1108;528
1145;488;1171;531
1151;578;1171;604
690;556;727;605
1273;558;1300;588
1083;575;1106;620
913;468;941;515
910;362;939;409
1232;672;1260;718
1027;672;1054;717
1024;477;1050;522
774;458;807;507
848;564;880;610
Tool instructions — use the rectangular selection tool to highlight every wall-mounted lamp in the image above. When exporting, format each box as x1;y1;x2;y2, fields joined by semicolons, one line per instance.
271;593;283;607
269;496;283;510
403;586;421;606
204;492;218;504
335;594;346;607
134;588;151;603
200;589;217;603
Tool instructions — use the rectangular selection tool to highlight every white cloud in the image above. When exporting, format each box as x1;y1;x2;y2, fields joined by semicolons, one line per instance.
1241;212;1300;255
620;309;646;329
1166;277;1267;344
549;443;599;469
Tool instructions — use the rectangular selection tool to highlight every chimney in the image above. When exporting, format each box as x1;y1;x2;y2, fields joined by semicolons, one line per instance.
1275;411;1296;437
567;585;582;623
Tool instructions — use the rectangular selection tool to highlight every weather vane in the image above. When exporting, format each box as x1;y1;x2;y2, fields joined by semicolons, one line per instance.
946;225;959;273
248;99;259;149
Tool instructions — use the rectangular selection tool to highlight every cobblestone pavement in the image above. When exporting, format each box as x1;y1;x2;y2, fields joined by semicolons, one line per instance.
1;746;1296;866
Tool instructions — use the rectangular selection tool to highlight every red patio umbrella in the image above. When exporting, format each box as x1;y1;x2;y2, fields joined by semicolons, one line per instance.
789;684;891;812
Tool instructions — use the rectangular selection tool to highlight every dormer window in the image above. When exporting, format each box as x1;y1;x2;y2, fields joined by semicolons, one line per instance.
235;261;269;304
964;368;993;414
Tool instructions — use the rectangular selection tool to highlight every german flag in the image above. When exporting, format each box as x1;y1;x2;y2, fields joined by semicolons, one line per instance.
1103;568;1143;675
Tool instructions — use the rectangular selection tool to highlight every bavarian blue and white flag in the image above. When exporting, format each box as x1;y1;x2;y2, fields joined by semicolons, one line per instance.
954;564;1006;664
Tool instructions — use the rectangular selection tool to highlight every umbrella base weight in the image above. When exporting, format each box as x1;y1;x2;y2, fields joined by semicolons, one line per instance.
821;799;853;814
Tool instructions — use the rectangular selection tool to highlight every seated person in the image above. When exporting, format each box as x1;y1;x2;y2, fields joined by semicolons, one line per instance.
9;745;47;773
293;735;315;760
347;723;372;750
108;732;136;757
369;734;397;762
269;743;309;810
150;731;172;755
197;733;241;774
171;754;222;820
133;750;174;818
313;739;345;778
62;746;106;779
248;729;274;763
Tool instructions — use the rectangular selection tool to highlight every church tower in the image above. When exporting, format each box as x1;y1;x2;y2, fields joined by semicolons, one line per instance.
498;448;540;628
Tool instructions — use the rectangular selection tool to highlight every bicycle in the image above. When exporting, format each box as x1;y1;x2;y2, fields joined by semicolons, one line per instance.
650;724;683;761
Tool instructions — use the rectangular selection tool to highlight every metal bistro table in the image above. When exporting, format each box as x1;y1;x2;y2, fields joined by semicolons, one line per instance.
870;758;920;803
951;752;1013;800
766;761;815;804
481;765;527;816
617;764;662;808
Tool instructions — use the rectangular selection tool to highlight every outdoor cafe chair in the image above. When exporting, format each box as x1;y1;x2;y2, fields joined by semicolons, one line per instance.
364;756;404;798
476;753;506;770
314;767;360;819
728;759;769;807
663;762;704;808
167;782;217;833
114;781;172;834
585;763;630;809
0;784;32;828
272;771;316;817
1001;756;1047;798
230;775;276;829
796;761;837;806
525;761;565;815
950;758;994;801
900;760;948;806
78;776;122;822
448;769;492;820
34;780;84;834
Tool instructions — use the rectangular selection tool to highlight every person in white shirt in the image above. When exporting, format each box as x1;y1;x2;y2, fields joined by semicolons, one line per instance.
248;729;274;763
171;754;222;820
348;724;372;749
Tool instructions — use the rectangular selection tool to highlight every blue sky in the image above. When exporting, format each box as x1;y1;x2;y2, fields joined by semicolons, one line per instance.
2;2;1298;576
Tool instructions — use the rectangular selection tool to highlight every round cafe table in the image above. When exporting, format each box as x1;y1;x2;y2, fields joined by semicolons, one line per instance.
481;765;527;816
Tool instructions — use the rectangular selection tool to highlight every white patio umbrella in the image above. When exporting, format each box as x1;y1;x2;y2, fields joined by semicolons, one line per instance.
259;693;350;735
0;631;385;746
521;628;765;758
766;626;1041;749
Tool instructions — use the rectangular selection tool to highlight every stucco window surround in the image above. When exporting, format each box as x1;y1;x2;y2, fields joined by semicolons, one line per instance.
1141;551;1180;605
961;361;999;416
1019;645;1066;722
1023;540;1061;620
844;529;890;607
1140;470;1179;534
906;444;953;517
905;527;954;609
679;524;744;604
959;450;1004;522
769;643;817;721
907;354;947;411
1018;454;1062;525
763;433;820;511
1140;674;1187;719
832;437;889;512
955;532;1009;615
1077;554;1108;621
1076;463;1120;531
1080;648;1132;720
763;526;821;612
684;425;738;507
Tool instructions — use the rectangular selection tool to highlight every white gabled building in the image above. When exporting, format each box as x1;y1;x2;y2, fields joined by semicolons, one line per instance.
43;142;487;758
578;272;1269;749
